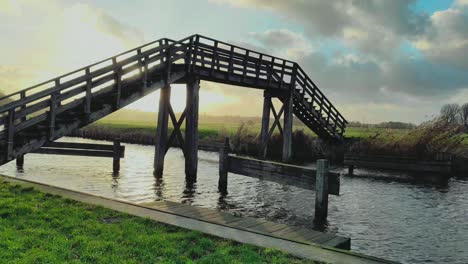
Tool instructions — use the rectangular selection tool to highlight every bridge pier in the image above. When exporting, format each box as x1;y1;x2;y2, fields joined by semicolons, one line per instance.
185;76;200;183
259;92;271;159
154;84;171;177
258;90;293;163
282;90;293;163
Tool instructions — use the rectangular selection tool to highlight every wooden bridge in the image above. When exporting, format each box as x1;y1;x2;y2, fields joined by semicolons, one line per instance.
0;34;347;182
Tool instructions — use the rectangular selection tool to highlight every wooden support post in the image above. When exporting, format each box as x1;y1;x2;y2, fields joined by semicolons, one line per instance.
348;165;354;175
16;155;24;168
282;91;293;163
218;138;229;194
185;76;200;182
315;159;329;223
154;85;171;177
259;91;271;159
6;109;15;160
113;139;121;173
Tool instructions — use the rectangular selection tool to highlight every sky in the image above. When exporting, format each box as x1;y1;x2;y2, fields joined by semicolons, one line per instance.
1;0;468;124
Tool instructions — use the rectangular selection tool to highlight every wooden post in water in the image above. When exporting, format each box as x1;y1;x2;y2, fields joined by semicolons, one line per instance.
154;85;171;177
315;159;329;223
282;91;293;163
113;139;121;173
259;91;271;159
218;138;229;194
16;155;24;168
185;76;200;183
348;165;354;175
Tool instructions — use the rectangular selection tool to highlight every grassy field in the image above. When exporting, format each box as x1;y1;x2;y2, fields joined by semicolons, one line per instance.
0;181;314;264
93;115;411;140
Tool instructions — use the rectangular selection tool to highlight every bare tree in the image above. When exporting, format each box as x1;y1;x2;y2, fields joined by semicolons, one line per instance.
461;103;468;128
440;103;461;124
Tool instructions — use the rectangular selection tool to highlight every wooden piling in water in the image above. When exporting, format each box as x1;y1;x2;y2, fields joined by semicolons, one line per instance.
282;91;293;163
259;92;271;159
185;76;200;183
218;138;229;194
154;85;171;177
315;159;329;223
16;155;24;168
348;165;354;175
113;139;121;173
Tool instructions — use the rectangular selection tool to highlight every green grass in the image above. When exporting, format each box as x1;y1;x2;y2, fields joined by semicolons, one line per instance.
0;181;315;264
95;117;410;140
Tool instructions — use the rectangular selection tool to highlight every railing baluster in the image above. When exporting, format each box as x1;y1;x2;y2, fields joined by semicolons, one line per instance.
84;68;92;115
20;91;26;122
112;58;122;109
242;50;249;82
228;45;234;80
267;57;273;87
55;79;61;107
210;41;218;77
280;60;285;89
49;92;58;140
290;63;297;90
256;54;263;84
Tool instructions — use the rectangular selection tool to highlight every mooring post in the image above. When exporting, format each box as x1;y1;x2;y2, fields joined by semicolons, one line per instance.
16;155;24;168
154;85;171;177
282;91;293;163
185;76;200;182
315;159;329;223
113;139;121;173
218;137;229;194
259;91;271;159
348;165;354;175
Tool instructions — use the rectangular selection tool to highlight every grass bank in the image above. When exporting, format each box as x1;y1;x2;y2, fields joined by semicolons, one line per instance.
71;116;468;164
0;180;314;263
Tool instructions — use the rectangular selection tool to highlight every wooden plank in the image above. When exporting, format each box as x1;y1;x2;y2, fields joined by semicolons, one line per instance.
33;148;115;158
227;155;340;195
45;142;119;151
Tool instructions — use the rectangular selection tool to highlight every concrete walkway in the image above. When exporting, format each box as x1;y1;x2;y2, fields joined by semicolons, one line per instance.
0;175;397;264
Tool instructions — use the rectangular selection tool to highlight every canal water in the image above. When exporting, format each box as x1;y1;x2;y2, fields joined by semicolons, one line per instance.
1;137;467;264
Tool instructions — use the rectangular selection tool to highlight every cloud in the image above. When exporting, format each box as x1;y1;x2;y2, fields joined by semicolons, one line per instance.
214;0;430;59
413;2;468;69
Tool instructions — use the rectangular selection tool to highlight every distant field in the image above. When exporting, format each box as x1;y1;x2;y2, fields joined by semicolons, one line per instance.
94;116;411;140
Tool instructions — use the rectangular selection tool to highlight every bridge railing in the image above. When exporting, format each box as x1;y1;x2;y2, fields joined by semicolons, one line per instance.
0;38;172;146
294;65;347;137
189;35;296;89
187;35;347;138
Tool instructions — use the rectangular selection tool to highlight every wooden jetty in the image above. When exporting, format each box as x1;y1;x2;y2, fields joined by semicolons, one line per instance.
0;34;347;181
0;175;397;263
17;140;125;172
344;153;453;175
219;138;339;222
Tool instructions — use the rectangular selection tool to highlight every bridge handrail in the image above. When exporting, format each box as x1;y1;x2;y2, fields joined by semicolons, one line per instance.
0;37;173;110
192;35;346;128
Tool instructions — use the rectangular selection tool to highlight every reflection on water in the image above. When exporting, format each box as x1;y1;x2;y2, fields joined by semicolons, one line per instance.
1;137;467;264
